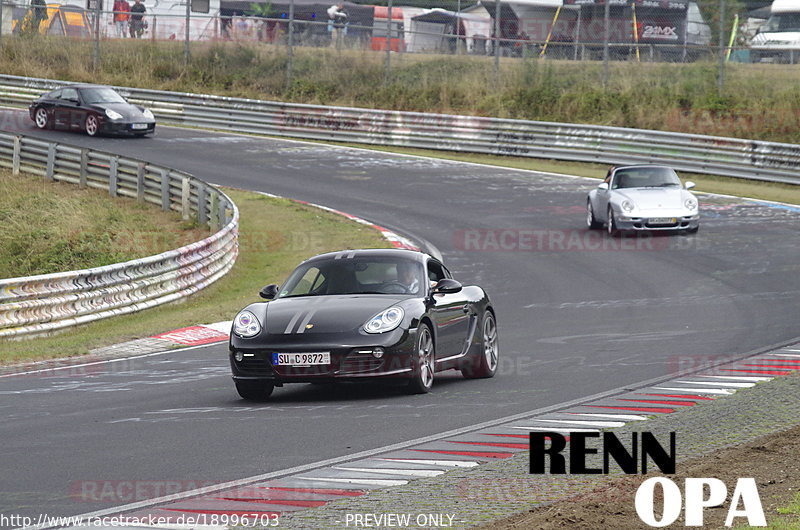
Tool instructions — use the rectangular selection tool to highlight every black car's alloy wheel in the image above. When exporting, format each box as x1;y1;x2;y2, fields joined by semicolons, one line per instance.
462;312;499;379
85;115;99;137
235;380;275;401
34;107;50;129
407;324;435;394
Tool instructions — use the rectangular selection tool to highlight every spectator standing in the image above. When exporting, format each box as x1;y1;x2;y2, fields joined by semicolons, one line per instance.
30;0;48;32
327;3;346;48
129;0;146;38
113;0;130;38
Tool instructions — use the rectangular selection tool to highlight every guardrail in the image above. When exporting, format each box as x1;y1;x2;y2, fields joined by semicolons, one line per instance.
1;73;799;185
0;131;239;339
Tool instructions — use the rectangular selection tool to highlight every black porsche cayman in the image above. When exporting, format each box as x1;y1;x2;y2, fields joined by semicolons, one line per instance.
29;84;156;137
229;249;499;400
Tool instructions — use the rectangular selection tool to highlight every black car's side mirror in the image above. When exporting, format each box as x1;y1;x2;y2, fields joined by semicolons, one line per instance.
259;284;279;300
433;278;462;294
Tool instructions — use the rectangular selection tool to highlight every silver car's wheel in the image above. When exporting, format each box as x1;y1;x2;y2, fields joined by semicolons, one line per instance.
407;324;434;394
462;311;499;379
587;200;602;229
34;107;49;129
607;207;618;236
85;115;99;137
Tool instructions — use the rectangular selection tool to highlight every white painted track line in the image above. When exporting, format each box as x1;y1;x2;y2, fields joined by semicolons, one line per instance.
332;467;445;477
569;413;649;421
377;458;479;467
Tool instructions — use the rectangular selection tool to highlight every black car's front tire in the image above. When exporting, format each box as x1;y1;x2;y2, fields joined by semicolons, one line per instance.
407;323;435;394
462;311;499;379
34;107;50;129
85;114;100;137
235;379;274;401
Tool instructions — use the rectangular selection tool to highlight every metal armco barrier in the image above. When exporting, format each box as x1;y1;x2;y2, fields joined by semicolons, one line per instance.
0;131;239;339
1;73;799;185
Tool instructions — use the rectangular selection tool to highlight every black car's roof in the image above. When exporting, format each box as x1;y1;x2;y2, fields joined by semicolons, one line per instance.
61;83;116;92
52;84;115;92
302;249;431;265
612;164;675;171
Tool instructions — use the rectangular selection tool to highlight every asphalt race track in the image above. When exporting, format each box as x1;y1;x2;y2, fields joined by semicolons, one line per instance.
2;111;800;521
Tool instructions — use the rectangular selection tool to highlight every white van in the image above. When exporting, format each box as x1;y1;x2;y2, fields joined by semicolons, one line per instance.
751;0;800;63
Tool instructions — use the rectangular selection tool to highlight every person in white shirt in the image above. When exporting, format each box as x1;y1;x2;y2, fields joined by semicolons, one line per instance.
327;3;347;48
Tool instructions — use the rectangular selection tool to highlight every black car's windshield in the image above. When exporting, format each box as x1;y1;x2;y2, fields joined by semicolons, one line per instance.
278;257;425;297
80;87;127;104
612;167;681;189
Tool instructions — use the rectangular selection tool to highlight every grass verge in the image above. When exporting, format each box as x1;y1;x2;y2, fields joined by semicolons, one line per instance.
0;169;209;278
0;187;390;364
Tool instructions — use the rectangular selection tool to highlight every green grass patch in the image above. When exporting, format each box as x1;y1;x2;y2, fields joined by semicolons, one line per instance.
5;38;800;143
0;187;390;364
777;492;800;516
0;170;209;278
736;491;800;529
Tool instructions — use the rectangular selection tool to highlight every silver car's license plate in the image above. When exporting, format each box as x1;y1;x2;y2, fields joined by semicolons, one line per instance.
649;217;677;225
272;352;330;366
131;123;148;130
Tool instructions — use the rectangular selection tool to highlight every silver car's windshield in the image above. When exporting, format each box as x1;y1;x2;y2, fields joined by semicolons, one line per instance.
278;257;425;298
612;167;681;189
80;87;127;104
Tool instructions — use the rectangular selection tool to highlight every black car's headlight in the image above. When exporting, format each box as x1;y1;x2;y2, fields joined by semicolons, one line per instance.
142;109;155;120
105;109;123;121
364;307;404;334
233;310;261;338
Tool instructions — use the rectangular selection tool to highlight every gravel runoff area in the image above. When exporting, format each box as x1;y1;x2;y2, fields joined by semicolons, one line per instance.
274;372;800;529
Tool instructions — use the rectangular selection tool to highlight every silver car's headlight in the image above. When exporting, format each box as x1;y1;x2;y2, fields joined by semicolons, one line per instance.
685;198;698;210
142;109;155;120
233;310;261;338
364;307;404;334
621;200;635;213
105;109;123;120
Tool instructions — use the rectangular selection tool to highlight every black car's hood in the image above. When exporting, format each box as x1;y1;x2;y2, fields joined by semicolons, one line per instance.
263;295;408;335
90;102;152;121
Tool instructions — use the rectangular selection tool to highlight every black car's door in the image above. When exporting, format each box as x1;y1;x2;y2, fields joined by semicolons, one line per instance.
58;87;85;131
427;260;471;358
43;89;67;130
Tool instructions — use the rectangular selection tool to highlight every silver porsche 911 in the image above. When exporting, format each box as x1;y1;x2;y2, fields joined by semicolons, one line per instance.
587;165;700;235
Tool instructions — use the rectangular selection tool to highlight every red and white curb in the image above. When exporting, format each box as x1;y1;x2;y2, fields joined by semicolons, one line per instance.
41;341;800;529
248;190;420;251
152;322;231;347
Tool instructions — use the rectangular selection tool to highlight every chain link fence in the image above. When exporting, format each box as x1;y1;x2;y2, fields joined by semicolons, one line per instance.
0;0;787;73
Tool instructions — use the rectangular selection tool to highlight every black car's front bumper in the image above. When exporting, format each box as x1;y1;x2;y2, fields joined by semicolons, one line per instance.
230;328;418;385
102;120;156;135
